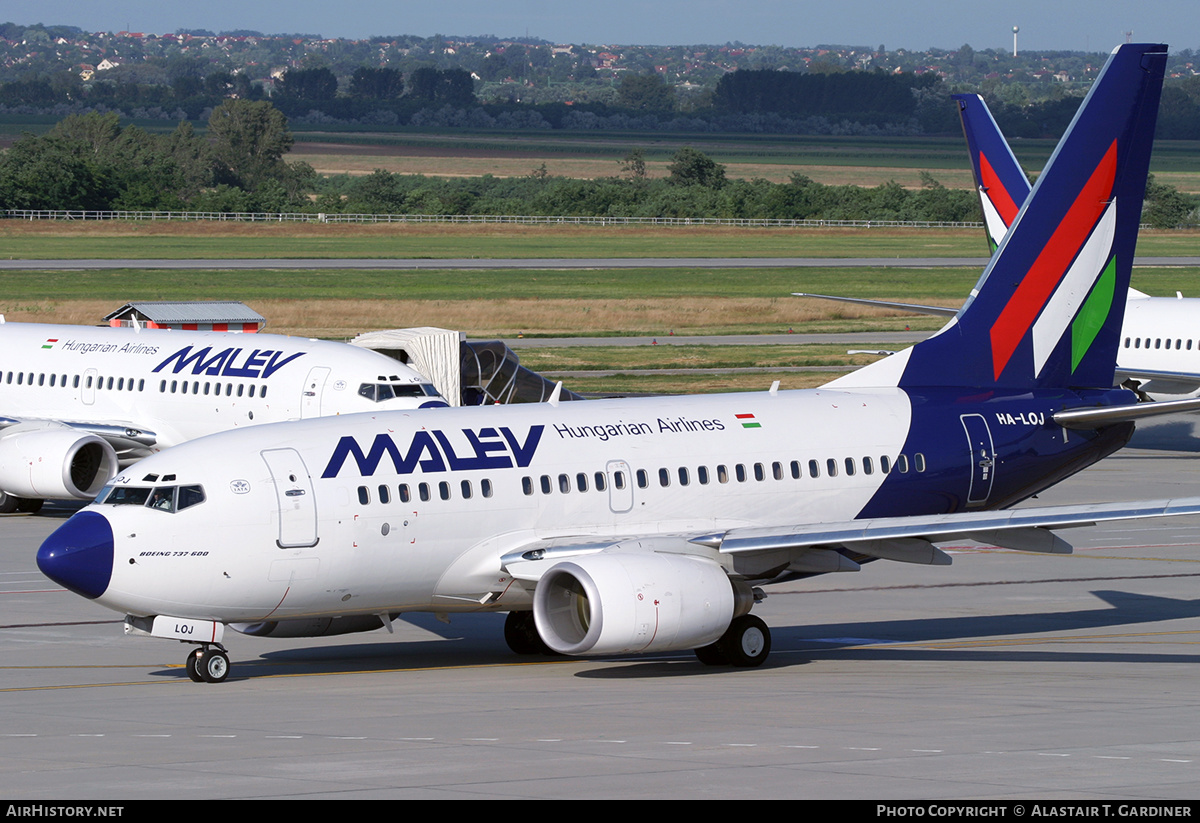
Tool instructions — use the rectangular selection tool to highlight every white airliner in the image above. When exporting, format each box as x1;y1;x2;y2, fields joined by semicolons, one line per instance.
38;44;1200;681
0;321;445;513
800;92;1200;401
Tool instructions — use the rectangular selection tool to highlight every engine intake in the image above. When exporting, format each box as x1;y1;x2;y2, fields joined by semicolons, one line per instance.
0;429;118;499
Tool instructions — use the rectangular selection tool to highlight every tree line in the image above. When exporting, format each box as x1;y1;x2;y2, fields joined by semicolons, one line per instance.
0;102;313;212
6;59;1200;139
1;107;1194;226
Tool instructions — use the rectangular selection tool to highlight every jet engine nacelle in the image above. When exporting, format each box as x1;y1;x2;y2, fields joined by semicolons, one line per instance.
533;550;748;656
0;429;118;499
230;615;389;638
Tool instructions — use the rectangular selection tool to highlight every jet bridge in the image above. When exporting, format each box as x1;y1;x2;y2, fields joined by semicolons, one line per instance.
350;327;583;407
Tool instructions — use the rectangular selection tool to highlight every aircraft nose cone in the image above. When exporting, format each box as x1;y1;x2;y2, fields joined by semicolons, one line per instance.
37;511;114;599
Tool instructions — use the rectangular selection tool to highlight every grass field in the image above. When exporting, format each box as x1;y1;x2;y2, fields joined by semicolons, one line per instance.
2;220;1199;259
2;262;1198;336
286;130;1200;192
0;221;991;259
291;144;981;188
0;266;968;335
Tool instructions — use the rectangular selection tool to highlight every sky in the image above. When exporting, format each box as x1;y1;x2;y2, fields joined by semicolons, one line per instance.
2;0;1196;53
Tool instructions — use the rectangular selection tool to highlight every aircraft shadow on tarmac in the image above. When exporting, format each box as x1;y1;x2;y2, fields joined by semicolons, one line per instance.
1127;418;1200;451
144;591;1200;681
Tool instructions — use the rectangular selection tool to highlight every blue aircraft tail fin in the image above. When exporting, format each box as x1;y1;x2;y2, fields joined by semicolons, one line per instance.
889;44;1167;393
953;93;1032;251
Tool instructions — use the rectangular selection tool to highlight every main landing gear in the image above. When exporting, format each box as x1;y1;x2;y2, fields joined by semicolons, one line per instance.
505;609;772;667
504;611;553;655
0;492;43;514
694;614;772;668
184;644;231;683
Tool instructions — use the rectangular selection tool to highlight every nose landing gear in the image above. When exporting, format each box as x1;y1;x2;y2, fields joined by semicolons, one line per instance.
184;645;230;683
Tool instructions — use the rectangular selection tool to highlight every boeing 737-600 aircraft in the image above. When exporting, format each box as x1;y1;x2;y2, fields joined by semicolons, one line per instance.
39;44;1200;681
0;322;445;512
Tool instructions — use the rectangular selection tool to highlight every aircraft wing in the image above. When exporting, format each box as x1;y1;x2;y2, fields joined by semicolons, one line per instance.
792;292;959;317
501;497;1200;584
703;497;1200;563
0;416;158;461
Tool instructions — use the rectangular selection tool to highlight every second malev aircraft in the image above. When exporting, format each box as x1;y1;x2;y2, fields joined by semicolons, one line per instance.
38;44;1197;681
0;321;445;513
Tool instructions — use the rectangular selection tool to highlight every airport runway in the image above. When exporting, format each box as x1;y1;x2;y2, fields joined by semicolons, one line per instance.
2;256;1198;270
5;448;1200;799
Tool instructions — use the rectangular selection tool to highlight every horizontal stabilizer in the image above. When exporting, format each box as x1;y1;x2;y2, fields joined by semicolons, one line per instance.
1054;396;1200;430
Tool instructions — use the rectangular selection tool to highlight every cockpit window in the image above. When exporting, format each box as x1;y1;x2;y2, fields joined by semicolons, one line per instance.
177;485;206;511
99;486;152;506
148;487;175;511
358;382;442;402
396;384;440;397
96;484;205;513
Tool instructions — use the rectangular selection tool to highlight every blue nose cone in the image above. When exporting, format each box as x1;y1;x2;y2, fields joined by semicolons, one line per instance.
37;511;114;599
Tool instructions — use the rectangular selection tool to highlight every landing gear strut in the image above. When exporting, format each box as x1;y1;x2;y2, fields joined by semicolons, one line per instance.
694;614;772;668
184;644;230;683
